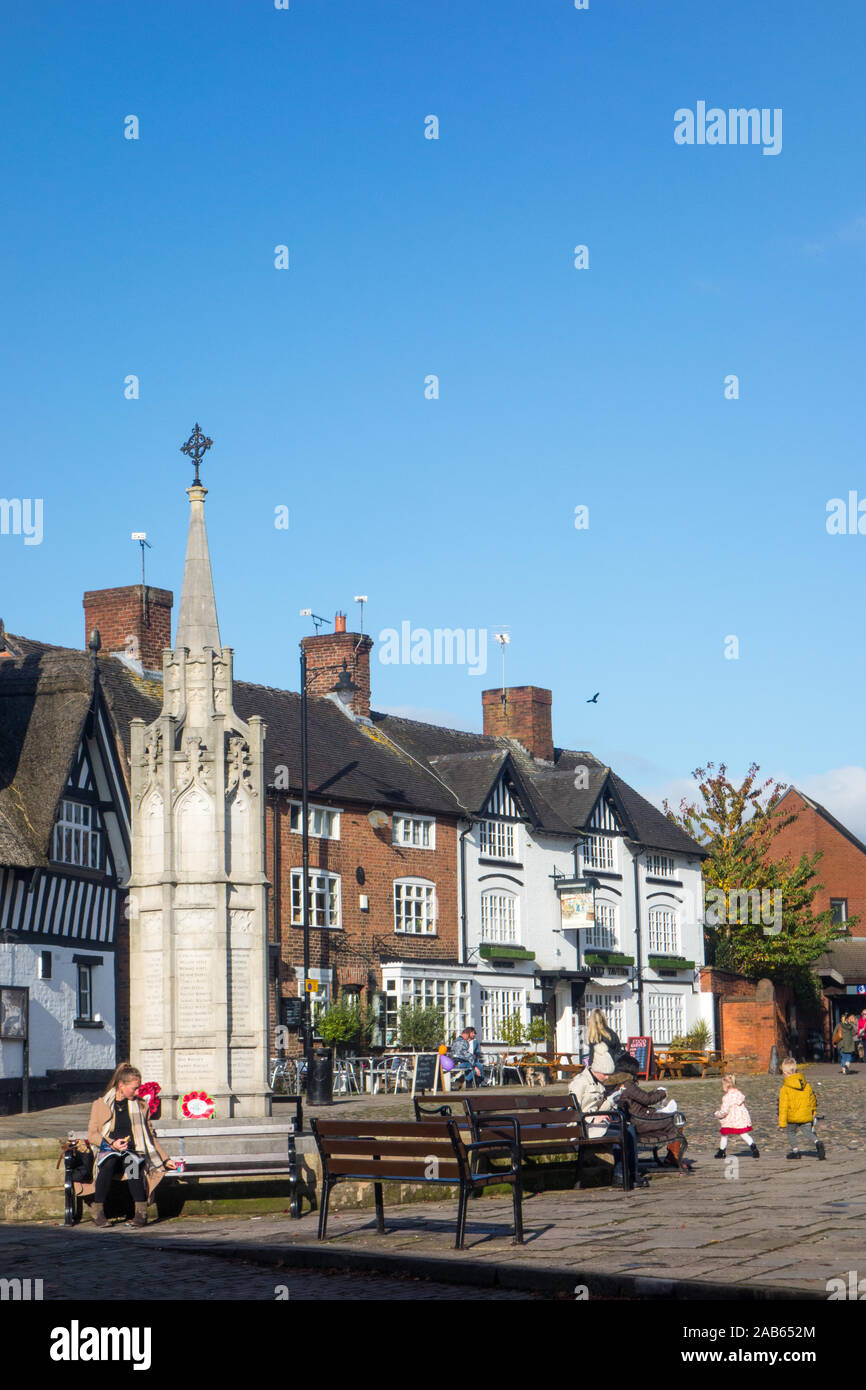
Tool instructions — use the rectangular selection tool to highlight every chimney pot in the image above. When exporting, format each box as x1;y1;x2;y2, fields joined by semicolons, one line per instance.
335;612;347;633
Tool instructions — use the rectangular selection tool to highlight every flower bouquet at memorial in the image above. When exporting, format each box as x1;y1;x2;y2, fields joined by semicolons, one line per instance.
137;1081;161;1119
180;1090;216;1120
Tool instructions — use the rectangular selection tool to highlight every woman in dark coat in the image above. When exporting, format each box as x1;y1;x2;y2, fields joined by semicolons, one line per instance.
612;1056;683;1166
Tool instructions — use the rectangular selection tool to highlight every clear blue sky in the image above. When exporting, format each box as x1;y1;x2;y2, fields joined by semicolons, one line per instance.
1;1;865;827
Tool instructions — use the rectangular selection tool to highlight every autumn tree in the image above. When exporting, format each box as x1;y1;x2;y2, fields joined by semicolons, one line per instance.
664;762;847;999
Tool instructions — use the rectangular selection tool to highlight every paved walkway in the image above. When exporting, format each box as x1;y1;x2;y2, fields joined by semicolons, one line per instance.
7;1065;866;1298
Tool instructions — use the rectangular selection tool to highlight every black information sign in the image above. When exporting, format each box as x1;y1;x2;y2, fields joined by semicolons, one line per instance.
281;998;304;1030
412;1053;439;1094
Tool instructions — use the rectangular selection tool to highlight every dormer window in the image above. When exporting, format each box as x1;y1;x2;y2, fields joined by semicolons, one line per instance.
53;799;102;869
479;819;516;859
582;834;615;871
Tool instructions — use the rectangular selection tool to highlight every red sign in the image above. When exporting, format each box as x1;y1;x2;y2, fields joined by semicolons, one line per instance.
626;1036;653;1080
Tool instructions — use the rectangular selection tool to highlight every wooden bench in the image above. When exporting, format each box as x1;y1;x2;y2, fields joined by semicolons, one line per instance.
63;1097;304;1225
310;1116;524;1249
655;1050;728;1079
415;1089;635;1194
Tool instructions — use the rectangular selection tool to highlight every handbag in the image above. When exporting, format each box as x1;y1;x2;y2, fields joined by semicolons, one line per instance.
833;1024;843;1045
57;1139;94;1185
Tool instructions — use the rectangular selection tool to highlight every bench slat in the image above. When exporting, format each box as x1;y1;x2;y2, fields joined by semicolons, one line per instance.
315;1139;463;1159
313;1120;456;1138
325;1159;463;1181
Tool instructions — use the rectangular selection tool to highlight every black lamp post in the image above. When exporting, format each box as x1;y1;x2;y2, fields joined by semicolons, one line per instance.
298;649;359;1069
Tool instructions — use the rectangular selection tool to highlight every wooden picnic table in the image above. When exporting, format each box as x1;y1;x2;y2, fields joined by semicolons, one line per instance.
655;1049;728;1079
513;1054;586;1082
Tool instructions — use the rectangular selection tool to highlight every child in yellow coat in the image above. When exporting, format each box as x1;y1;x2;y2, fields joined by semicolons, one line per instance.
778;1057;825;1160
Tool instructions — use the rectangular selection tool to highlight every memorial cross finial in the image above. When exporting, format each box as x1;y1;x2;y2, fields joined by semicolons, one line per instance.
180;422;213;486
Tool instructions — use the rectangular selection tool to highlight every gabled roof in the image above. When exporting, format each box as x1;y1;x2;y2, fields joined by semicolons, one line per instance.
372;711;706;856
778;787;866;861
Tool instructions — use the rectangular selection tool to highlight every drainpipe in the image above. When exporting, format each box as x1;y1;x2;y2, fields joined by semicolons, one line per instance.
271;794;282;1044
631;844;645;1035
459;824;471;966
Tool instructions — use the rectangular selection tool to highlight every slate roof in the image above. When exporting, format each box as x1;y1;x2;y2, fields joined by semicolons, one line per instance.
814;938;866;983
372;711;705;857
0;633;705;865
232;683;464;817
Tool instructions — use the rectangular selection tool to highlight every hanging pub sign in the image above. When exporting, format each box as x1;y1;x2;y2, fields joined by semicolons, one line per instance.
626;1036;653;1080
559;884;595;931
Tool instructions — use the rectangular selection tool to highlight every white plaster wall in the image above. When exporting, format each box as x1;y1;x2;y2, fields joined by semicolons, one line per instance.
0;943;116;1077
464;818;707;1050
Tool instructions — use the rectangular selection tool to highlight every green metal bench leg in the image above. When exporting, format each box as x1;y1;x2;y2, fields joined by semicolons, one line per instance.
374;1182;385;1233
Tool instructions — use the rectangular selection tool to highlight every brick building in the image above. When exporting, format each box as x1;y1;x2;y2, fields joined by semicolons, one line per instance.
768;788;866;1034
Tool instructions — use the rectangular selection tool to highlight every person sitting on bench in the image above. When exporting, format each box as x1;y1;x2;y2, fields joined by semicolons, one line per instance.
569;1053;646;1188
610;1054;684;1167
451;1027;485;1088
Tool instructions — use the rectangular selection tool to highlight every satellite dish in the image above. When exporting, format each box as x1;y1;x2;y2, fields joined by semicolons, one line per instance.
367;810;389;830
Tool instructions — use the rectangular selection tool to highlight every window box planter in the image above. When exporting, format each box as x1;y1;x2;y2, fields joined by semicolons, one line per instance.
647;956;695;972
583;952;634;967
478;944;536;962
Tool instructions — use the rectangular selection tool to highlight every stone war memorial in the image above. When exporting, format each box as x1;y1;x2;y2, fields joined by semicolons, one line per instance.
128;427;270;1116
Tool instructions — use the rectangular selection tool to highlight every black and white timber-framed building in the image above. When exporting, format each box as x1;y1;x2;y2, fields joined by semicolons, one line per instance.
0;630;157;1112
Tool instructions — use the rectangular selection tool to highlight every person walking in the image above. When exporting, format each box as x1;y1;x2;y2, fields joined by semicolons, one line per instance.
857;1009;866;1062
85;1063;176;1228
834;1013;857;1074
778;1056;825;1160
713;1073;759;1158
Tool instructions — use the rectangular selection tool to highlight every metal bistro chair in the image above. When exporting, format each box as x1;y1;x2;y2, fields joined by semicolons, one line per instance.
270;1057;297;1093
372;1055;409;1094
333;1058;361;1096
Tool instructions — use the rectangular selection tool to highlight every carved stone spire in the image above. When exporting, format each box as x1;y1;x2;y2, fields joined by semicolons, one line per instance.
175;480;221;655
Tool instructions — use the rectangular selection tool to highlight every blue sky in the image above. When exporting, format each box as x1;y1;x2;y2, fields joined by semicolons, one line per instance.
1;0;865;829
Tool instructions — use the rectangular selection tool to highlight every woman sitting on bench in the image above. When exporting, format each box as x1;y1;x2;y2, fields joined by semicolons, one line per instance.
610;1055;685;1168
86;1063;177;1229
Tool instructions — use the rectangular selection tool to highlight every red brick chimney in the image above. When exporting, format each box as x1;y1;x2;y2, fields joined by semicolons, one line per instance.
482;686;554;762
302;612;373;718
83;586;173;674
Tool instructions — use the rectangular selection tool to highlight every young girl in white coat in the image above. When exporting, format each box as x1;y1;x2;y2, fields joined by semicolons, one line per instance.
714;1073;759;1158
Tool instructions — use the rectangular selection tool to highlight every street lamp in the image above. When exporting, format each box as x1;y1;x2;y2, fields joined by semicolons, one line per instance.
298;649;359;1067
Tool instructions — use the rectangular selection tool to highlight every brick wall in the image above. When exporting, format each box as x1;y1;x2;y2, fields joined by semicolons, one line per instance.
83;587;173;673
768;789;866;935
720;1001;778;1073
482;686;554;761
701;968;801;1070
266;795;460;1048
